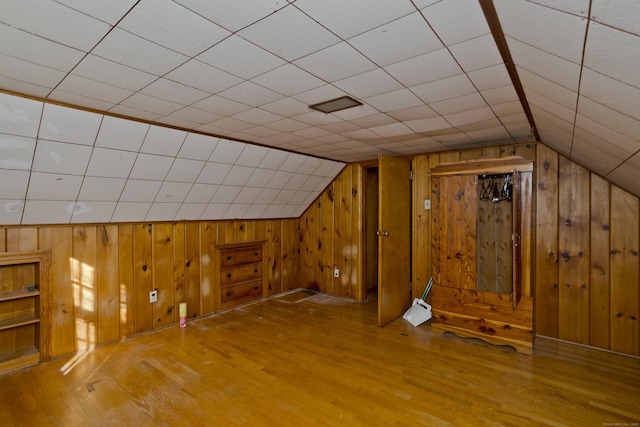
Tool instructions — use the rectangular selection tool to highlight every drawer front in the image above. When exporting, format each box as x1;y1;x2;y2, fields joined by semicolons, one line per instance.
220;262;262;286
220;280;262;308
220;246;262;267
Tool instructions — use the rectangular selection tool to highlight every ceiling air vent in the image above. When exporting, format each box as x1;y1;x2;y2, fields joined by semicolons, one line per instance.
309;96;362;113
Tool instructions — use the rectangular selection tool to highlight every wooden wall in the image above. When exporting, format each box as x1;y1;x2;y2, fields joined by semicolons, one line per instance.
298;163;364;301
0;219;300;359
413;142;639;356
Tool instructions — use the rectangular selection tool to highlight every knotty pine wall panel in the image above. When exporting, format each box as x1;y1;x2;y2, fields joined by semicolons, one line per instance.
0;218;301;359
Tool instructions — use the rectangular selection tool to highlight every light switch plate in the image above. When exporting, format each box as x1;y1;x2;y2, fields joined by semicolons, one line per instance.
424;199;431;210
150;290;158;303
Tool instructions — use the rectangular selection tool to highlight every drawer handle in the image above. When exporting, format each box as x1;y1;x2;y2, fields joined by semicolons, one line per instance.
254;269;258;273
226;273;232;278
226;291;232;297
253;285;259;290
226;255;232;260
254;252;258;256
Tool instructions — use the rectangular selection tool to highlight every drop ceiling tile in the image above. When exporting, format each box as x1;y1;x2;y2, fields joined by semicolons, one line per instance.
95;115;148;151
580;68;640;121
69;201;117;223
0;199;24;224
154;182;192;203
279;153;308;172
445;106;496;127
92;28;188;76
21;201;73;224
405;117;452;133
449;34;502;72
141;79;211;107
108;105;164;123
32;140;92;175
492;101;525;117
210;185;241;204
197;162;233;185
0;93;43;138
273;189;296;204
364;88;424;112
140;126;186;157
165;158;206;183
578;95;640;141
253;188;280;205
238;6;340;61
526;91;576;124
39;103;102;145
384;48;461;87
584;22;640;89
0;24;85;72
386;105;439;121
145;203;182;222
259;98;310;118
222;203;250;219
467;65;512;91
0;53;67;89
197;35;286;80
111;202;151;222
178;133;219;160
261;204;284;218
27;172;82;200
576;113;640;154
411;74;475;103
175;203;207;221
77;176;126;201
496;0;587;64
184;0;288;31
516;68;578;110
254;64;327;97
245;168;276;188
222;165;255;186
530;105;575;135
606;153;640;196
591;0;640;35
267;171;294;189
258;149;289;170
129;154;173;180
72;54;157;91
118;0;230;57
2;0;110;51
54;0;136;24
0;169;29;199
192;96;252;118
507;40;582;92
185;183;218;203
52;75;132;105
0;134;36;170
0;76;51;99
481;85;519;105
422;0;489;45
210;140;245;164
531;0;589;16
120;93;183;117
334;69;403;99
201;203;230;219
232;109;282;126
294;42;378;82
235;145;269;168
218;82;285;107
86;147;137;178
242;204;268;219
120;180;162;202
301;175;324;191
370;122;414;138
430;93;487;116
572;128;628;172
166;60;243;94
350;12;442;67
233;187;262;204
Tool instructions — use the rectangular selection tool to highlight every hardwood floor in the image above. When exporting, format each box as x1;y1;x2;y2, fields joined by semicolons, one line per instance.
1;289;639;426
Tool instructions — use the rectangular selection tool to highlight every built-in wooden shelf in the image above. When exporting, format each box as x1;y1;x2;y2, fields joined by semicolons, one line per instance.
0;289;40;302
0;314;41;331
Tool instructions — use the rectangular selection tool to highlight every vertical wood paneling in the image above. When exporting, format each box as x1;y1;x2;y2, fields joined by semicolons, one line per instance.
340;165;354;298
558;158;590;344
72;226;97;351
133;224;153;334
38;227;74;356
152;223;174;329
173;223;186;322
200;222;216;315
321;185;333;294
6;228;38;251
118;225;135;339
352;164;363;300
535;145;559;337
97;225;119;345
269;220;283;296
332;173;343;296
590;175;610;348
412;155;431;300
610;186;640;355
184;222;201;319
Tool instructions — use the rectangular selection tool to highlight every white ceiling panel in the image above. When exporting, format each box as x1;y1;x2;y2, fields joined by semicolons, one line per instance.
21;200;73;224
27;172;83;201
120;180;162;202
0;169;30;199
1;0;640;225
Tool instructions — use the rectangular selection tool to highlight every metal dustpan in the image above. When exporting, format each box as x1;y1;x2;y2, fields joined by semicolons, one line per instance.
403;277;432;327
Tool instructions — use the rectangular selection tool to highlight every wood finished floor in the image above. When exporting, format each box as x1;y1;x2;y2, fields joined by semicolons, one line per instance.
1;289;639;426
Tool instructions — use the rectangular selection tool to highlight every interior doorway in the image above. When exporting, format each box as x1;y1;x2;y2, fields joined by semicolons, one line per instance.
363;166;379;300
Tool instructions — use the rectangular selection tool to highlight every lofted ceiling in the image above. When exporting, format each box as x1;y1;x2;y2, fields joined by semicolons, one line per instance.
1;0;640;225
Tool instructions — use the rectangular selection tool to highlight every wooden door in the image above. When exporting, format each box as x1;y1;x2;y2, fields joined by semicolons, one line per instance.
377;155;411;326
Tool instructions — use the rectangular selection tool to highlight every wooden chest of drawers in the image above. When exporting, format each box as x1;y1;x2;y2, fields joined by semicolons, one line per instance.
216;241;265;310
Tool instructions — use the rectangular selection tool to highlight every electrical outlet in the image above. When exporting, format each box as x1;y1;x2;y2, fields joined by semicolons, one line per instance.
149;290;158;303
424;199;431;210
333;267;340;278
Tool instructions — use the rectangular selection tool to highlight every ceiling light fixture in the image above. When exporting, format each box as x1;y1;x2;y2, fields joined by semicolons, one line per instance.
309;96;362;113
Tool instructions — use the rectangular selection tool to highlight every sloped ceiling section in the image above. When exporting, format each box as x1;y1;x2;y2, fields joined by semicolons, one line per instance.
0;92;344;224
494;0;640;196
0;0;639;219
